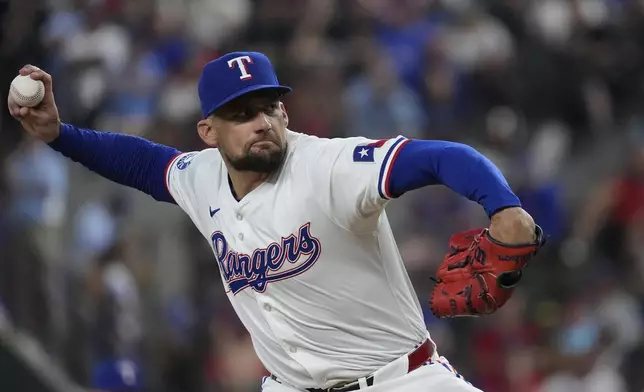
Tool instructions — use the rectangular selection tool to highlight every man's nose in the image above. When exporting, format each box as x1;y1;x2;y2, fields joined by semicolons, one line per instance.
252;112;272;132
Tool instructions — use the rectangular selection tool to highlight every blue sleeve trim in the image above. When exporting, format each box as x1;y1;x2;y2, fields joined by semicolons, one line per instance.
49;123;181;203
387;139;521;217
376;136;409;199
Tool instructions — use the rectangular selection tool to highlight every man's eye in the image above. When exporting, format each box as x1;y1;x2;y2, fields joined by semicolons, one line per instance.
231;109;255;121
264;102;279;114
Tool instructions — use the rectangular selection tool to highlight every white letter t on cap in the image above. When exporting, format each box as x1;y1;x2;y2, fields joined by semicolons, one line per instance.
228;56;253;80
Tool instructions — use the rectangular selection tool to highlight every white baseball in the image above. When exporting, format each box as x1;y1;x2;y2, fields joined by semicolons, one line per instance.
9;75;45;108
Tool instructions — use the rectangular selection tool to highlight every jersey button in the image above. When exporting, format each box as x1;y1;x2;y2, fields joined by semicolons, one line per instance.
236;214;243;221
263;304;272;312
238;233;244;241
289;346;297;353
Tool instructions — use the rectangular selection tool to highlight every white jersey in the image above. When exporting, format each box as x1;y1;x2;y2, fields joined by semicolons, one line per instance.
165;130;432;390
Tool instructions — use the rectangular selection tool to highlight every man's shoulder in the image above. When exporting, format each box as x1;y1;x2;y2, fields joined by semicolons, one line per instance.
166;148;223;191
287;130;371;157
169;148;222;172
287;132;408;168
166;148;224;206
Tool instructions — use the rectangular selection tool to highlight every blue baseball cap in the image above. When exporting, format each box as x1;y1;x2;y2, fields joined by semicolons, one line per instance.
198;51;292;118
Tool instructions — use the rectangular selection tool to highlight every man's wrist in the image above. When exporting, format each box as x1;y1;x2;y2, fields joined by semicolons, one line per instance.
46;119;64;145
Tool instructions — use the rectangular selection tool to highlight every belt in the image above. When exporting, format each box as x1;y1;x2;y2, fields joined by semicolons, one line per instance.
271;339;433;392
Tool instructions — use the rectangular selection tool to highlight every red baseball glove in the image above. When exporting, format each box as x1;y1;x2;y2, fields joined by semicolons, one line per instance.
429;225;545;318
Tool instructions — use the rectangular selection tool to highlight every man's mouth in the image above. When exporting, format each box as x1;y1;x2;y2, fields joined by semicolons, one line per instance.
251;140;277;149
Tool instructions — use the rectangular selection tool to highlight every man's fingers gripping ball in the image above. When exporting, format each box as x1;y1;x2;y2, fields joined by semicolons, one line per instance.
429;225;545;318
10;73;45;108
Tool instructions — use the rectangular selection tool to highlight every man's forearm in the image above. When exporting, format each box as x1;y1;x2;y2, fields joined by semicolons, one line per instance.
388;139;521;217
48;123;180;203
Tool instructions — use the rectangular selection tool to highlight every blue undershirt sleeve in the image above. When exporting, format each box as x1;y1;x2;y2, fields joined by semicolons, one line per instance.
48;123;180;203
387;139;521;217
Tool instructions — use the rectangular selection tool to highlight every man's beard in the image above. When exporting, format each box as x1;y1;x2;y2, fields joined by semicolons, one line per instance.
226;142;287;173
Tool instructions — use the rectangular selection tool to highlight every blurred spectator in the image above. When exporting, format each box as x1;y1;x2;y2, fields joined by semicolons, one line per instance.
85;241;143;387
4;134;68;261
516;121;570;242
58;1;131;126
343;45;426;139
72;197;119;272
419;32;469;136
538;297;627;392
470;293;543;392
3;133;68;352
564;143;644;280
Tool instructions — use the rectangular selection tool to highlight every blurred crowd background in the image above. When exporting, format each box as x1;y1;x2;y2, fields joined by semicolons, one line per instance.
1;0;644;391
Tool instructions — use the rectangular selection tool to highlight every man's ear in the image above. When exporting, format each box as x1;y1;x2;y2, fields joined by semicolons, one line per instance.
279;102;289;127
197;117;218;147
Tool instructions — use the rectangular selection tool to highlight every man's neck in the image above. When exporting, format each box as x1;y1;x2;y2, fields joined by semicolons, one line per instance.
227;169;271;201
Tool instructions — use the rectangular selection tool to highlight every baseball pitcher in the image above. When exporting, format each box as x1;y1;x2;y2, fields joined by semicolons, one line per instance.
8;52;545;392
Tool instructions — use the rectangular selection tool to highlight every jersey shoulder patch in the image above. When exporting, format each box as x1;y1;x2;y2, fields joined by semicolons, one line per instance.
351;139;388;163
174;152;199;170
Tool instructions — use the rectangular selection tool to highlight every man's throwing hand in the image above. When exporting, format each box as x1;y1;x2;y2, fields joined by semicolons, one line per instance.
7;65;61;143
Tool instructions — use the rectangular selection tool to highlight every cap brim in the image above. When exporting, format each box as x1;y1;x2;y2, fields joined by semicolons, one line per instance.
204;84;292;118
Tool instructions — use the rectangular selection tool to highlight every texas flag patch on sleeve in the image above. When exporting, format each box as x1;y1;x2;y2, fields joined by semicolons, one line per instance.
352;139;386;163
